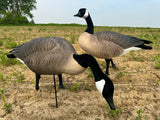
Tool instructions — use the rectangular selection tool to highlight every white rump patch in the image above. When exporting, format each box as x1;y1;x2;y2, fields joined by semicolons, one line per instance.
16;58;26;66
95;79;105;94
121;47;141;56
83;10;89;18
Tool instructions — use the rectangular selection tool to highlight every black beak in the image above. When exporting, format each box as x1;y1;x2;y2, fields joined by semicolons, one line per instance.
74;13;80;17
105;97;116;110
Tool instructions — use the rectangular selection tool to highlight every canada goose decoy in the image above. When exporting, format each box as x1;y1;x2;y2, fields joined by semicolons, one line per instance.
7;37;116;110
74;8;152;75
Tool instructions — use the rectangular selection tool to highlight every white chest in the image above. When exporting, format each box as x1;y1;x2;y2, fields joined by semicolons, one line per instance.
63;55;86;75
78;32;92;49
78;32;98;55
95;79;105;94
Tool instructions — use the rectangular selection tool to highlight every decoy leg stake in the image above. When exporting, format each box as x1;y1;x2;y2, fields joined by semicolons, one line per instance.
53;75;58;108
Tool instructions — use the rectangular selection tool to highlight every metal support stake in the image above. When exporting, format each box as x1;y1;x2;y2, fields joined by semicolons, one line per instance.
53;75;58;108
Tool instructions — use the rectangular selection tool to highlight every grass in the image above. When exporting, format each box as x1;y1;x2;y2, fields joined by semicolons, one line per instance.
0;41;3;47
0;68;25;113
136;109;147;120
11;67;25;83
0;89;12;113
152;54;160;69
71;83;81;92
155;60;160;69
84;85;92;91
87;68;94;78
5;41;17;49
0;52;19;66
0;73;8;87
129;51;146;62
0;25;159;118
105;104;122;118
116;71;130;79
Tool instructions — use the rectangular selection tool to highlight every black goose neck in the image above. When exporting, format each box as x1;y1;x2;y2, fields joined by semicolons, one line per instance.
88;58;105;81
85;15;94;34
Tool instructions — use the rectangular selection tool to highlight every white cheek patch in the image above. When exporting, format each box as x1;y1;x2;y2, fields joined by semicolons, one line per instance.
120;47;141;56
83;10;89;18
95;79;105;94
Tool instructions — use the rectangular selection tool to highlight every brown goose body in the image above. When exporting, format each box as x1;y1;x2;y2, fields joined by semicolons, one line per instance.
75;8;152;75
11;37;85;75
78;31;144;59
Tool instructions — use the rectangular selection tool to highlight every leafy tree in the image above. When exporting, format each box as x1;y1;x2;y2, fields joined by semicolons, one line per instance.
0;0;36;24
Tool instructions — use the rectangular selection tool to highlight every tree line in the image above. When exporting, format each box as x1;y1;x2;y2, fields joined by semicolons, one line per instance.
0;0;36;24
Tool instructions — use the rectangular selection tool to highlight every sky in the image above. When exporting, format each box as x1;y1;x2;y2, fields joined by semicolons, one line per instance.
31;0;160;28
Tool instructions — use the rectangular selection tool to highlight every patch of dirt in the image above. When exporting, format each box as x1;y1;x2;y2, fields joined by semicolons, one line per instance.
0;49;160;120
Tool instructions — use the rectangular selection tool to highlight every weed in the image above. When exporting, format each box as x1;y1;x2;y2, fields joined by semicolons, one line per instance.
3;28;7;31
87;68;94;78
116;72;125;79
0;89;12;113
116;71;130;79
130;87;134;90
4;103;12;113
152;54;160;69
130;51;135;56
152;54;160;61
19;64;28;70
143;33;151;39
105;104;122;118
11;68;25;83
155;60;160;69
5;41;17;49
156;79;160;85
32;80;34;84
39;28;46;32
85;86;92;91
0;53;19;66
136;109;147;120
129;51;145;62
129;51;138;61
69;33;76;44
0;73;9;87
71;83;80;92
0;73;4;81
100;61;105;67
129;79;133;82
0;41;3;47
122;66;126;70
0;73;5;85
28;28;32;31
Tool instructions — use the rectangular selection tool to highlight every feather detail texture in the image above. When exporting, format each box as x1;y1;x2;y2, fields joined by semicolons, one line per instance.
10;37;85;75
94;31;144;49
78;31;151;59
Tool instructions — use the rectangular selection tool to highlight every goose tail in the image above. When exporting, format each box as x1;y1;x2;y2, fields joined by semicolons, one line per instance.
136;44;152;50
142;40;152;44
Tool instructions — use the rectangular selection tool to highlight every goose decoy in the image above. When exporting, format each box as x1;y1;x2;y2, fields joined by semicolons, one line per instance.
7;37;116;110
74;8;152;75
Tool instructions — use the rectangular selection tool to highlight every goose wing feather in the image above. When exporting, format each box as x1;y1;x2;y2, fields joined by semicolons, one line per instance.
12;37;76;60
11;37;76;74
94;31;144;49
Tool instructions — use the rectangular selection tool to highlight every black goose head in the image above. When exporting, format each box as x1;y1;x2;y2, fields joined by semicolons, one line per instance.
101;77;115;110
73;54;116;110
74;8;89;18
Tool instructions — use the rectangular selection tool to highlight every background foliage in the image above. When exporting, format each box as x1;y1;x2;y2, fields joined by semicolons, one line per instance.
0;0;36;24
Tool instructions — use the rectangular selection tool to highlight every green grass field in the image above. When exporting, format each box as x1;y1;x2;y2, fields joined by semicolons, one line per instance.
0;25;160;120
